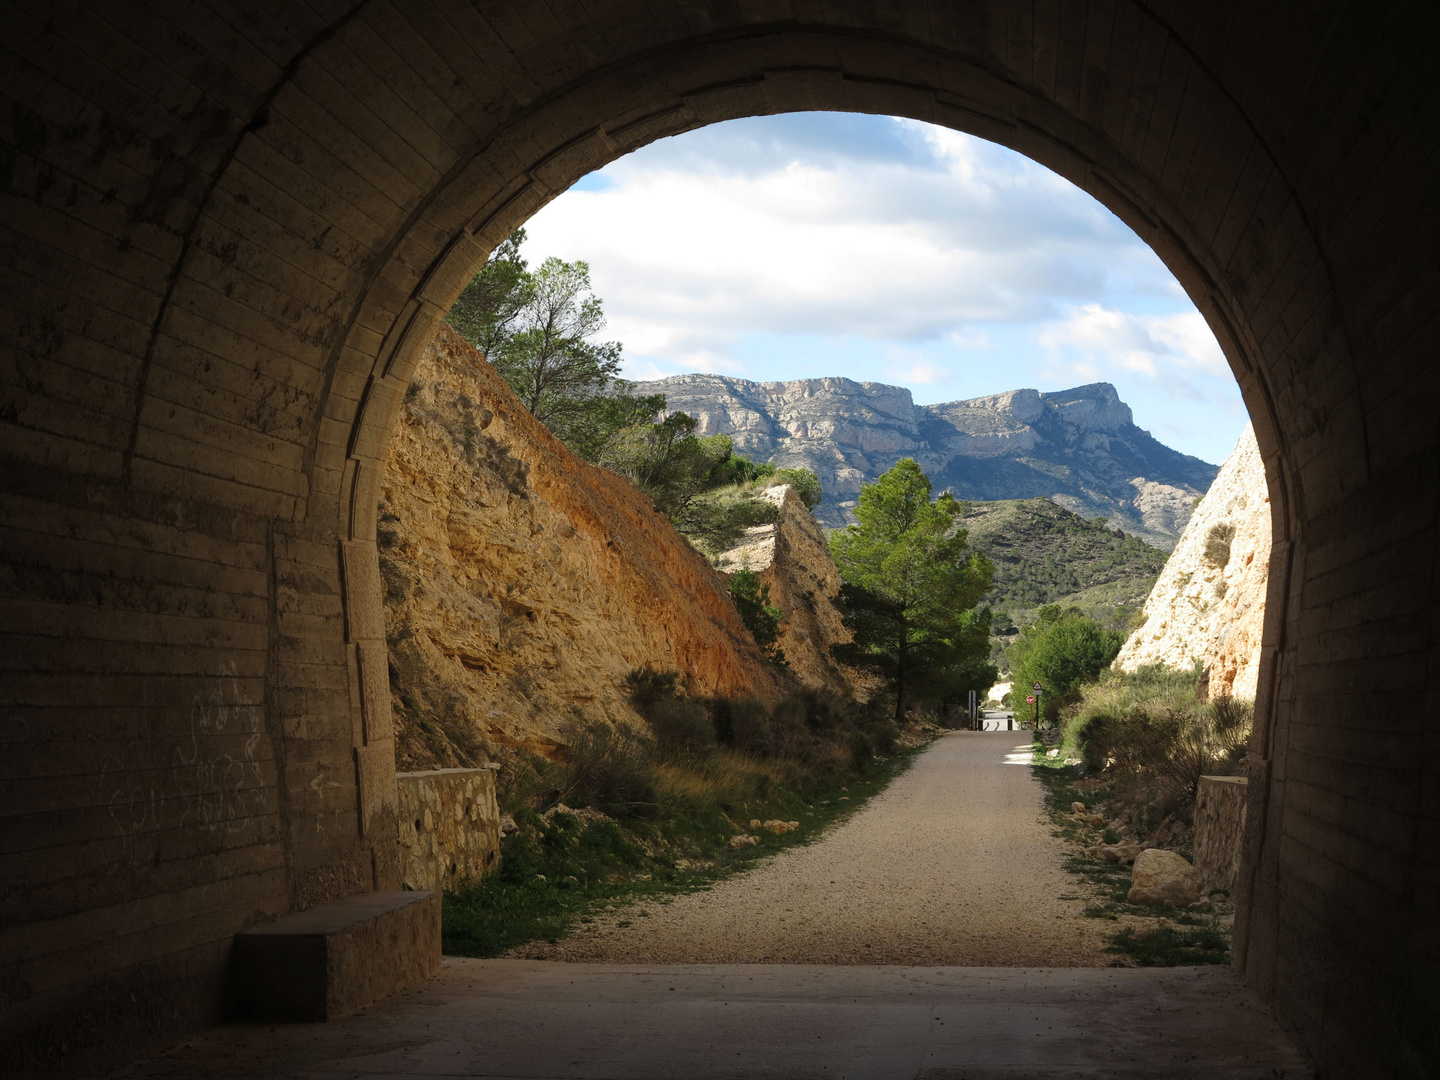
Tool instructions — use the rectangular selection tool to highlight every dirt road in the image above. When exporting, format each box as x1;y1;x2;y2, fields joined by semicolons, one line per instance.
540;731;1114;966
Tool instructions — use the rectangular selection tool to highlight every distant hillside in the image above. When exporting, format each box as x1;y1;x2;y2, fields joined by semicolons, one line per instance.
636;375;1218;549
959;498;1168;629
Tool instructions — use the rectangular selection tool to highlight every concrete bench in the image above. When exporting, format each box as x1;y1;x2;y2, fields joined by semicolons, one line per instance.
233;890;440;1020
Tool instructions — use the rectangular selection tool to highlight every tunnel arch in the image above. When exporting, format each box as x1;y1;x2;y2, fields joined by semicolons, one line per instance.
4;4;1436;1077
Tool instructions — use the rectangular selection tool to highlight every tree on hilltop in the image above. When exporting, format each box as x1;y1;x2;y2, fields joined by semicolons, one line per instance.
447;230;659;456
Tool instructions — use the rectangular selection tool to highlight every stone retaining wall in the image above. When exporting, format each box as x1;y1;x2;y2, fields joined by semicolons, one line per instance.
396;768;502;892
1193;776;1248;894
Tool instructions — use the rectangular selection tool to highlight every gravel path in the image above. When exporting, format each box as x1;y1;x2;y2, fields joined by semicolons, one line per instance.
536;732;1114;967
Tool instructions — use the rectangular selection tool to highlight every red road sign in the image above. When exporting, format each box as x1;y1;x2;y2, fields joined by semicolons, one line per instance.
1026;695;1035;704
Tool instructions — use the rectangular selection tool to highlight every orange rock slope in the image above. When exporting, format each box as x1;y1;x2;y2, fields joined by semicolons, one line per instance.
380;326;786;769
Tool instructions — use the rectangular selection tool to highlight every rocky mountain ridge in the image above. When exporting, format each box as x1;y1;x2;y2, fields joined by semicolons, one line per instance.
637;375;1218;548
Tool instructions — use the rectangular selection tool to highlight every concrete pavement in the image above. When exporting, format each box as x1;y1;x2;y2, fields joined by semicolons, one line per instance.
120;959;1309;1079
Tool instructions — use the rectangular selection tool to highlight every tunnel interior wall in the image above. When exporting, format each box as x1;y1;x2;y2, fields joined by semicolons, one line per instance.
1;3;1437;1077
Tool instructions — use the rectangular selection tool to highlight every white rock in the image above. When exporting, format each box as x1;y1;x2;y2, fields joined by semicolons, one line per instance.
1127;848;1203;907
1115;425;1269;700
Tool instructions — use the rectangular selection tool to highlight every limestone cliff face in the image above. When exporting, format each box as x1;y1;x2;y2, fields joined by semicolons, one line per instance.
713;485;859;697
639;374;1217;548
380;326;786;770
1114;425;1270;699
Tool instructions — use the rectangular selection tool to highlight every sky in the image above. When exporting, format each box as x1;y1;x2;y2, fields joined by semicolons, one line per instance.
519;112;1248;466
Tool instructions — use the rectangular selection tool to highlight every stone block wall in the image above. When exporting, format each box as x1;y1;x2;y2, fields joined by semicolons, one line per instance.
1194;776;1248;894
396;768;502;892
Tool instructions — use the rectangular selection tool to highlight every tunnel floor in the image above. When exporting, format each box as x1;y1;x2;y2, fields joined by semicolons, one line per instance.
118;958;1308;1079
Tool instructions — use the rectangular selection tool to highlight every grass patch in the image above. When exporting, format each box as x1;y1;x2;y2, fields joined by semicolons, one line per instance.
443;744;922;958
1104;921;1230;966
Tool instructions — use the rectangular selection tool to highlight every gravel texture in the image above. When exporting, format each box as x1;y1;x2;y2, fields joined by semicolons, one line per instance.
531;732;1114;966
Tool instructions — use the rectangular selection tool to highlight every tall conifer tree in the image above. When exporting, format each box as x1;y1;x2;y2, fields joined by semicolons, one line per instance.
830;459;997;721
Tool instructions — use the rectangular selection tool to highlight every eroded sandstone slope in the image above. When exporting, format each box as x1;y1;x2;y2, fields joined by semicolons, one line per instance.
380;327;786;770
1114;424;1271;699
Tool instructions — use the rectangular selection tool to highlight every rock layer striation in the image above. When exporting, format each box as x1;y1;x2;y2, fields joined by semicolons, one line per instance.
380;327;785;770
713;485;863;697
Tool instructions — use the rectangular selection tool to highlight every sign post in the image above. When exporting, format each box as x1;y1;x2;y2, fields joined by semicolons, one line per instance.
1032;682;1043;730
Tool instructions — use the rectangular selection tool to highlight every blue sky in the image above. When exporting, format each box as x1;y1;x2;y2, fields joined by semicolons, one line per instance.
520;113;1249;465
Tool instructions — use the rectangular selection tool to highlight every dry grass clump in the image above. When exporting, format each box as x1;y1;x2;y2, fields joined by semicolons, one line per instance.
1058;664;1251;841
445;669;921;959
494;669;895;829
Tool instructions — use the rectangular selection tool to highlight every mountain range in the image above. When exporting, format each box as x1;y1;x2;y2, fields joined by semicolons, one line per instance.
635;375;1218;549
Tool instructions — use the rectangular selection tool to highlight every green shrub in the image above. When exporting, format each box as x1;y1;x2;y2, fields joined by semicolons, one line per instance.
766;467;823;509
555;725;659;819
729;570;789;668
710;696;774;753
647;696;716;757
1009;610;1124;713
1059;665;1252;825
1203;522;1236;567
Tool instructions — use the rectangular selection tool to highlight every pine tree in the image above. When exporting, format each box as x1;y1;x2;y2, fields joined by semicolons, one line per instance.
829;459;997;721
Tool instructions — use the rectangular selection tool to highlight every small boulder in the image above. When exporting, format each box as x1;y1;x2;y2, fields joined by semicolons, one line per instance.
1085;814;1106;828
749;819;761;829
1098;843;1144;865
761;819;797;835
500;814;518;835
1127;849;1203;907
727;834;759;850
1071;802;1087;814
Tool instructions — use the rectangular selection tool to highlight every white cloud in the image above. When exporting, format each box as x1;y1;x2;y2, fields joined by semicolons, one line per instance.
1037;305;1229;397
513;113;1246;461
522;119;1159;373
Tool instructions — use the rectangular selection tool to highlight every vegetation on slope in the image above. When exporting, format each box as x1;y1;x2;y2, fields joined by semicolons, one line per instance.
1022;663;1254;966
446;229;821;560
959;497;1167;630
443;671;926;956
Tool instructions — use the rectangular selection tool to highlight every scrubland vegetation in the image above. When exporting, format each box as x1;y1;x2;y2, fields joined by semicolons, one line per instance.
1054;664;1252;836
960;497;1166;631
443;669;926;957
1027;662;1253;966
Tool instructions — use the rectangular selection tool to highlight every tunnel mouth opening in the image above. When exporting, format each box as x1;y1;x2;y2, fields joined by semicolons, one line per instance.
32;6;1436;1074
377;104;1269;972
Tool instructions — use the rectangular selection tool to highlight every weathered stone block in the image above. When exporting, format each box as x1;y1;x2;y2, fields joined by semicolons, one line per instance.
232;890;439;1021
397;767;502;891
1195;775;1248;893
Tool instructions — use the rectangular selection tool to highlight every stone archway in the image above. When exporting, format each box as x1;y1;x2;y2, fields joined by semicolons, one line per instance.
4;5;1435;1077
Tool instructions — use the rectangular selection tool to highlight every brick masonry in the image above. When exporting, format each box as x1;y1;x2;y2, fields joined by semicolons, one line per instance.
1;4;1436;1078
